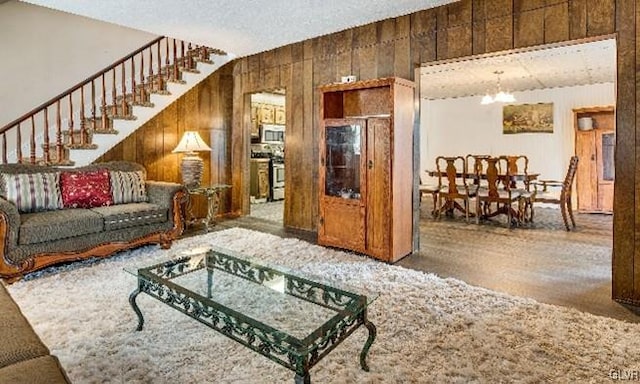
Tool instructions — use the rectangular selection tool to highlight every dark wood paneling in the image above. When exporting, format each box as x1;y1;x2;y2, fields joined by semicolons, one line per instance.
544;2;570;43
611;0;635;302
587;0;616;37
97;63;234;219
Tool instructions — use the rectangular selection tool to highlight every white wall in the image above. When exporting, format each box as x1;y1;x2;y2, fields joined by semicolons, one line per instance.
0;1;158;128
420;82;615;184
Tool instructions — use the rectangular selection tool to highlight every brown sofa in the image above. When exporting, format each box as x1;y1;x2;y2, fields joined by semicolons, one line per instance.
0;283;70;383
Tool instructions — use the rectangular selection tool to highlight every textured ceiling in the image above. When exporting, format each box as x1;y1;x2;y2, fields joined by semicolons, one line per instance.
420;37;617;100
22;0;457;58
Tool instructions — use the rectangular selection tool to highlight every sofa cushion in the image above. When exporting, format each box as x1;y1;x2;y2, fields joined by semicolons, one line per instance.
0;285;49;369
20;209;104;245
60;169;113;208
110;170;148;204
90;203;168;231
0;355;70;384
1;172;62;213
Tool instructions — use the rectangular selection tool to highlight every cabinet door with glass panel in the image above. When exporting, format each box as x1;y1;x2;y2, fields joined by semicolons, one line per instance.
318;119;366;252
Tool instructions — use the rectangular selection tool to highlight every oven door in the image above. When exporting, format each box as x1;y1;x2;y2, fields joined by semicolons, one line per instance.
272;163;285;188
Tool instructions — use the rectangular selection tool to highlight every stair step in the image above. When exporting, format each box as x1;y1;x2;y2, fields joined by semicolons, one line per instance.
83;116;114;131
25;147;74;166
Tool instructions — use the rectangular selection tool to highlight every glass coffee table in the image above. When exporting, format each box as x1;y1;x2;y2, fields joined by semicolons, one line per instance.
126;246;377;383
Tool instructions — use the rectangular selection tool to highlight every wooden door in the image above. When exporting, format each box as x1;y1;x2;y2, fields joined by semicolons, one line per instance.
366;118;391;260
576;130;597;211
318;119;366;252
575;107;615;213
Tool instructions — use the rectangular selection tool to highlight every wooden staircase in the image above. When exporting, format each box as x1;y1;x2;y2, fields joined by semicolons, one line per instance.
0;37;228;167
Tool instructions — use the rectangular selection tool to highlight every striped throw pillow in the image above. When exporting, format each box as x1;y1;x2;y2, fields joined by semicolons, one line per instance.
2;172;63;212
110;171;148;204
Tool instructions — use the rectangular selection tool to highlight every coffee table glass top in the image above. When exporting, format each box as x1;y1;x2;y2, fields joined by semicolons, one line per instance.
125;246;377;348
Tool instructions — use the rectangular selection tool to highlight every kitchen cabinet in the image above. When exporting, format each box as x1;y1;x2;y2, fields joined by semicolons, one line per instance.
318;77;414;262
574;106;615;213
250;159;270;202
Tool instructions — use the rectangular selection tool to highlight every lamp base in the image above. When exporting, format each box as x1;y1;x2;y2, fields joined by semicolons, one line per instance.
180;154;204;188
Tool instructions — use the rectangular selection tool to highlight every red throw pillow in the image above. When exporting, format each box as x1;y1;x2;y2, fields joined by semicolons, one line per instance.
60;169;113;208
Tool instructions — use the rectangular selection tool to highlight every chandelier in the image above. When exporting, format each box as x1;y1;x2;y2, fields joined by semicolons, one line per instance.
481;70;516;105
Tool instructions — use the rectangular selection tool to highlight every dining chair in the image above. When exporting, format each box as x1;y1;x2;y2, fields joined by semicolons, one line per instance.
465;154;491;188
532;156;579;231
419;176;440;217
475;156;521;227
502;155;534;222
435;156;475;222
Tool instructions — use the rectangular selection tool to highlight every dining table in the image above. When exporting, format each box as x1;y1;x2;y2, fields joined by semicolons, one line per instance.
425;169;539;223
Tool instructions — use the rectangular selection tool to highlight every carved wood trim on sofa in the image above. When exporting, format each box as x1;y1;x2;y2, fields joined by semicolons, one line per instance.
0;190;187;283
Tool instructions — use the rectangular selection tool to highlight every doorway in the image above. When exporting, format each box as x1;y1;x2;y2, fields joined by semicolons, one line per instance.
247;90;286;224
414;36;623;317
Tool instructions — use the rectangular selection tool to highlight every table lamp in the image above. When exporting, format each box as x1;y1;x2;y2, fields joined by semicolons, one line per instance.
172;131;211;187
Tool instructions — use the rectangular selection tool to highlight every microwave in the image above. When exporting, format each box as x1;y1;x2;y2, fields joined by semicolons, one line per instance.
259;124;285;144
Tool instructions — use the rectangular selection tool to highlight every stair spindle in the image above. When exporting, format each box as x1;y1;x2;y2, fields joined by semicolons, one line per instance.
111;68;117;117
157;41;164;92
2;133;6;164
148;47;154;93
187;43;194;70
120;64;128;117
30;116;36;164
91;80;96;131
101;74;108;130
139;52;145;104
181;41;185;66
80;85;86;145
43;107;50;164
56;100;63;163
131;57;137;105
68;94;74;146
172;38;179;81
15;124;21;163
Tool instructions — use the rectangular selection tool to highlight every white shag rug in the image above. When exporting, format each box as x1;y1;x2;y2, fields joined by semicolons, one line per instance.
7;228;639;383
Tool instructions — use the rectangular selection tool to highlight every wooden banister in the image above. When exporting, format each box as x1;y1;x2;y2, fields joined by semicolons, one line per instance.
0;35;217;165
0;36;163;135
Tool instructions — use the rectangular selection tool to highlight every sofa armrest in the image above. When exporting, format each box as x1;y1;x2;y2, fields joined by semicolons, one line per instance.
0;197;21;248
146;181;185;208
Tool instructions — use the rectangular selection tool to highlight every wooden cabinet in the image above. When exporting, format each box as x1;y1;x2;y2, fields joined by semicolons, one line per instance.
318;77;414;262
250;159;270;202
574;106;615;213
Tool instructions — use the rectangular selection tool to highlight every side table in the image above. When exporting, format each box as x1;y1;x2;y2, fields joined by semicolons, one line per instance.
186;184;231;231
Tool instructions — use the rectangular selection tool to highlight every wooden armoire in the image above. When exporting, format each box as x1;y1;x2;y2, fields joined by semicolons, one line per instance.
318;77;414;262
574;106;615;213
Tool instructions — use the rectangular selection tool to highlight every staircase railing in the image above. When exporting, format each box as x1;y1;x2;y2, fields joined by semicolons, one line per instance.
0;36;221;165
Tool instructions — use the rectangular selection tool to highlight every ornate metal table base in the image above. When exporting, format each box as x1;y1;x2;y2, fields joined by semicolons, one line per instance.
127;248;377;383
185;184;230;231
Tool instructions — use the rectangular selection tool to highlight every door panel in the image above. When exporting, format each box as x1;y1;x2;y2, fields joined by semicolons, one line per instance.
596;131;615;212
366;118;391;260
576;130;597;212
318;119;366;251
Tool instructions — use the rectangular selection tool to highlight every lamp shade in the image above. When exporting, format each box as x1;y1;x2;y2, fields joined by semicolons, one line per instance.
172;131;212;154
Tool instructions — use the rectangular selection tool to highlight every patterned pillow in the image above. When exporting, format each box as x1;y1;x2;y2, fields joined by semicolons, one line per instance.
110;171;148;204
60;169;113;208
1;172;62;213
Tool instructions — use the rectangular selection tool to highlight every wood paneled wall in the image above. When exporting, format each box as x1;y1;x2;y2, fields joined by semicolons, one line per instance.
95;0;640;305
97;62;234;218
230;0;640;306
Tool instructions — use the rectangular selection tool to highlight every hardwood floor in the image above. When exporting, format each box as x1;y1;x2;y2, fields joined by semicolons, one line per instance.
190;201;640;323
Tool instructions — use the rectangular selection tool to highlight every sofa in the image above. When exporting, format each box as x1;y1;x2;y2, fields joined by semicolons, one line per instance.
0;161;186;282
0;283;70;383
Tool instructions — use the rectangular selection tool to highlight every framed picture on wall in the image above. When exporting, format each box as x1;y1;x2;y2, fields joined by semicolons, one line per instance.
503;103;554;134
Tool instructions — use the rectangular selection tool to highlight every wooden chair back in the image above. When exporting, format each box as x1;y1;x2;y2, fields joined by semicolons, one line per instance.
479;156;512;198
562;156;579;198
435;156;468;197
502;155;529;189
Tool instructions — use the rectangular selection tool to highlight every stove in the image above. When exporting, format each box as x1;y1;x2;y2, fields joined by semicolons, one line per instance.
251;144;285;201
